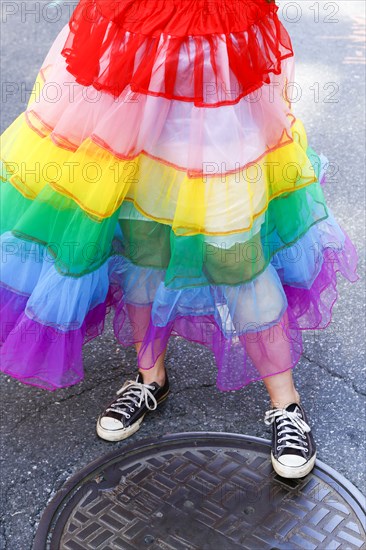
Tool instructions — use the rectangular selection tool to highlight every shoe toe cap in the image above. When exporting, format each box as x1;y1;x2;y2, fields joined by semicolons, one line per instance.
99;416;124;431
278;454;307;467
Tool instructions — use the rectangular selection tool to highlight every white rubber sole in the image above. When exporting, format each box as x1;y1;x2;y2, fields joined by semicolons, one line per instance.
271;451;317;479
96;414;145;442
96;391;170;442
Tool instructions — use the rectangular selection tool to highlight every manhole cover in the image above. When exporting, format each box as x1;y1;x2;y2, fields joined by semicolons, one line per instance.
34;432;365;550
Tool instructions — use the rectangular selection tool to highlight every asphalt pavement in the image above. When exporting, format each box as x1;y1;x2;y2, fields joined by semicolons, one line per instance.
1;1;365;549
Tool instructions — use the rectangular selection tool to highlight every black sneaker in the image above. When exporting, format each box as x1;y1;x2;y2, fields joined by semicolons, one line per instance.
96;371;170;442
264;402;317;479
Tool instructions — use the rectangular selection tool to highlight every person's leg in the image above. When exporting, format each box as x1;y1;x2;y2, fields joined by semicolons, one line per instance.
262;370;300;408
126;302;168;385
135;341;167;386
96;303;169;441
240;313;300;404
241;316;316;478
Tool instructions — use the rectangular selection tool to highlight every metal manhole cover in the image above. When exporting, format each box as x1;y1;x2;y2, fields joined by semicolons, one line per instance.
34;432;366;550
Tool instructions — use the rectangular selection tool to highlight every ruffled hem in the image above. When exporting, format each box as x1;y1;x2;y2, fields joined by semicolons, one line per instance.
0;245;358;391
1;170;329;279
0;206;359;391
60;0;293;106
1;115;319;231
0;286;112;391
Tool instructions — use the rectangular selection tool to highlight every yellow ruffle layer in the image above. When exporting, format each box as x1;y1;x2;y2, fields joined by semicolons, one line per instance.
1;110;316;236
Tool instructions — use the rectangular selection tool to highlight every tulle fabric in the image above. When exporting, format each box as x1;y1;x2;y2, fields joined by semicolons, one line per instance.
0;207;359;391
0;166;328;279
0;182;331;330
93;0;276;35
2;114;316;227
61;0;293;105
29;212;361;331
0;149;359;391
24;29;296;171
2;31;301;230
0;0;360;391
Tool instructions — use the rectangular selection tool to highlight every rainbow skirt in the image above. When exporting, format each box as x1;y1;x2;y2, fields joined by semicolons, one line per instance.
0;0;359;390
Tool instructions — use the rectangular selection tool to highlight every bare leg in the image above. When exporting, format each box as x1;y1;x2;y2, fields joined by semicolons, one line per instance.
241;312;300;408
126;303;167;386
262;370;300;408
135;341;167;386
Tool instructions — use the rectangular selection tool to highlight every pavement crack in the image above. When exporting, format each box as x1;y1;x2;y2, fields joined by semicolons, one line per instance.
302;353;366;396
10;370;133;431
9;373;217;430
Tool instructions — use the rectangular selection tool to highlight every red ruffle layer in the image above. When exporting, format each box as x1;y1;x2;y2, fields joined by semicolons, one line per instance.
92;0;277;36
60;0;294;106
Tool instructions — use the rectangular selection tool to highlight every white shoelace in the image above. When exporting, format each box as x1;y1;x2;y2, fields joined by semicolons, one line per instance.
106;378;158;419
264;407;311;452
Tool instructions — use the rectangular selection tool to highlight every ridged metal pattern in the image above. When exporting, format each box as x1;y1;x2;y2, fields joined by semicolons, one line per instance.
34;433;366;550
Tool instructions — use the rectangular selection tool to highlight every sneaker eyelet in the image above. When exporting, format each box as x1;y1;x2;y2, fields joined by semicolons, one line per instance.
126;414;131;419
